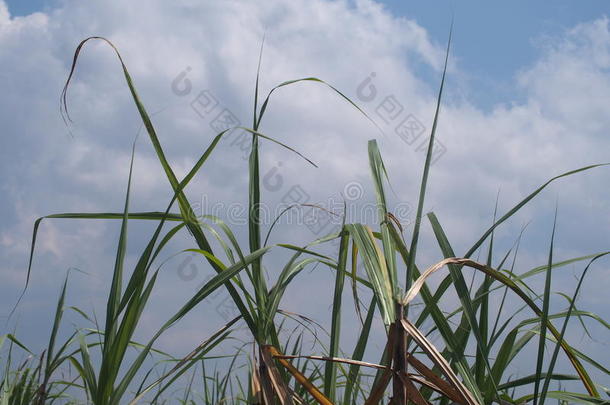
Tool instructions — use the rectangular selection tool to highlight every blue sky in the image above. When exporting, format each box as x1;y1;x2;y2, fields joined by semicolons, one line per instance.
1;0;609;401
386;0;610;107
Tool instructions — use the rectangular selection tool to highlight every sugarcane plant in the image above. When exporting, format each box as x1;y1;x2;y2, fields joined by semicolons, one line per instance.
33;35;380;404
279;25;610;405
9;24;610;404
234;23;605;403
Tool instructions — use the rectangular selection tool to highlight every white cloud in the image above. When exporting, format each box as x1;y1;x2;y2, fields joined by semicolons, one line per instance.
0;0;609;390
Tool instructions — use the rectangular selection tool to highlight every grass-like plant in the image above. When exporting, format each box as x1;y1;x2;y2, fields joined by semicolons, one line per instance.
2;30;610;405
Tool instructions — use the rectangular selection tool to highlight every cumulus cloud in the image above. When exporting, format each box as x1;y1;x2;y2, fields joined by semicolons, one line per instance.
0;0;608;387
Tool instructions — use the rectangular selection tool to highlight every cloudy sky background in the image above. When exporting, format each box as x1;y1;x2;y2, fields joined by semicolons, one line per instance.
1;0;609;397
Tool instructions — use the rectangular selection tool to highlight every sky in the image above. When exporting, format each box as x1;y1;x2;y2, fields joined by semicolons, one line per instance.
1;0;609;400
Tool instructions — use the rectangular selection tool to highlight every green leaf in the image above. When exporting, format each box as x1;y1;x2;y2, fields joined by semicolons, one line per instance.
533;208;558;405
406;22;452;292
324;227;349;401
